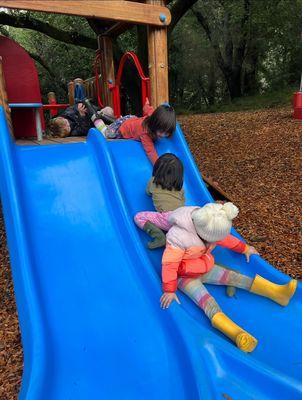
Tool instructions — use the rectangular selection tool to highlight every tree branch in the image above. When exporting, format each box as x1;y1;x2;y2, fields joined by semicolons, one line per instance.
86;18;112;36
0;11;97;49
191;7;212;42
28;51;66;91
168;0;199;34
234;0;251;67
191;7;231;75
223;11;233;68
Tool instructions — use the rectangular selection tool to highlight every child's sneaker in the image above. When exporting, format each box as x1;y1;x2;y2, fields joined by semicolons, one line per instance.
83;98;99;117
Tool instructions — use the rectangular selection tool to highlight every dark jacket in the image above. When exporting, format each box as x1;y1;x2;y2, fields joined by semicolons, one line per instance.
62;105;93;136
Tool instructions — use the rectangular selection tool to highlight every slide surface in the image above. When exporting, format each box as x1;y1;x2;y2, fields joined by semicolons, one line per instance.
0;107;301;399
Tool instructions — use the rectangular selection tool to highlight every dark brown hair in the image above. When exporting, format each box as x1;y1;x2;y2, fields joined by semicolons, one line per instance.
153;153;183;191
143;104;176;140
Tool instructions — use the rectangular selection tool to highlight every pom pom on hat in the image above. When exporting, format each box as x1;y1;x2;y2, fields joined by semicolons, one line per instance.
221;202;239;219
192;202;239;242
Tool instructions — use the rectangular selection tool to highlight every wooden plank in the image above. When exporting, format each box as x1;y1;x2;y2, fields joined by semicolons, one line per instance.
98;36;115;108
83;77;96;102
16;136;86;146
54;136;86;144
16;139;35;145
0;57;13;136
0;1;171;26
147;0;169;107
203;175;234;203
42;138;60;144
68;81;75;106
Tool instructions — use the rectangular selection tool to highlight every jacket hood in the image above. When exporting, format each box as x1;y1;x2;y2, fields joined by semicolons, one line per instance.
169;206;199;233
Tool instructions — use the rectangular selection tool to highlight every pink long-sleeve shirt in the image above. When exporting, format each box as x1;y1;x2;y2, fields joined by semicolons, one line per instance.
119;104;158;164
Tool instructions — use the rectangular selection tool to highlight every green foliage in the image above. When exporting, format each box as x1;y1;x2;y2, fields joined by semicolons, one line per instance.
1;2;302;113
169;0;302;111
7;12;95;102
195;85;296;114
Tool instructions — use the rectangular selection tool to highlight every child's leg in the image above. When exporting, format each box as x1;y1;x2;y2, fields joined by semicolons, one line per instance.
178;277;257;352
134;211;172;250
93;115;131;138
201;265;297;306
201;264;253;290
178;277;221;319
134;211;172;231
93;117;107;136
105;115;134;139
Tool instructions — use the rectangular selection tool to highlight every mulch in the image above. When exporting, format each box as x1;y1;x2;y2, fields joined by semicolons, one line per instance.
0;106;301;398
179;106;301;278
0;212;22;399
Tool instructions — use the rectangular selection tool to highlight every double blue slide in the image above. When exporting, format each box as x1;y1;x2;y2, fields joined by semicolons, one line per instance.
0;106;301;399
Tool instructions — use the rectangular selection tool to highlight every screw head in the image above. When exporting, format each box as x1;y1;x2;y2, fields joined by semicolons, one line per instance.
159;13;166;23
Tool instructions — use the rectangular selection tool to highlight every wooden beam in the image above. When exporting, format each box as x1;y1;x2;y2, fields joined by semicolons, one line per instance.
98;36;115;108
68;81;75;106
102;22;132;38
147;0;169;107
0;1;171;26
0;57;13;136
203;175;234;203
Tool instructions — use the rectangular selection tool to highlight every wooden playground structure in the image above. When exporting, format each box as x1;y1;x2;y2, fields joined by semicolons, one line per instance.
0;1;232;201
0;0;171;110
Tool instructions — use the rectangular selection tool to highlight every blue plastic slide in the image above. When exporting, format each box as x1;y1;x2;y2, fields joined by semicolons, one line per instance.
0;106;301;399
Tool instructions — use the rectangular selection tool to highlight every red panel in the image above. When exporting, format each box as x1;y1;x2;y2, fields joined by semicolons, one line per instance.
293;107;302;120
292;92;302;108
0;36;44;138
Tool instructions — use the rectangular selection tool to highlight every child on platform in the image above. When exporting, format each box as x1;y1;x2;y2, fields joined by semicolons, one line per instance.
159;202;297;352
48;101;115;138
49;102;92;137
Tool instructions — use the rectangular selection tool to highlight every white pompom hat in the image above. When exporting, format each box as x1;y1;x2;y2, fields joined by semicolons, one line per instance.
192;202;239;242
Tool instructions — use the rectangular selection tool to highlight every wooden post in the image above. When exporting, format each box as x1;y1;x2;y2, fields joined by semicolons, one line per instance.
68;81;75;105
0;57;13;135
47;91;58;117
147;0;169;107
98;36;115;108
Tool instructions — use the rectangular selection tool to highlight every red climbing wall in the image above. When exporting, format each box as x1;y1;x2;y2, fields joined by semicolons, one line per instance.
0;36;44;138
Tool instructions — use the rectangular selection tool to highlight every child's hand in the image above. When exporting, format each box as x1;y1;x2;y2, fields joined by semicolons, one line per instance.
77;103;87;117
160;292;180;309
244;245;259;262
145;97;150;106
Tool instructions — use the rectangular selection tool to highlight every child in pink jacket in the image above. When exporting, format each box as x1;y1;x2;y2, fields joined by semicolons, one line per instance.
160;202;297;353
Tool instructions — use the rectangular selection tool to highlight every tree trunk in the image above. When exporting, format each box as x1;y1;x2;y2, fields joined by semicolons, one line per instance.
243;42;259;95
228;79;242;99
225;69;242;99
192;0;251;101
207;55;216;105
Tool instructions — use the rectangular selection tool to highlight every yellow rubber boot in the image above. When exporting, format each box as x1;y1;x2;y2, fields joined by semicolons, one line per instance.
211;312;258;353
250;275;297;306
